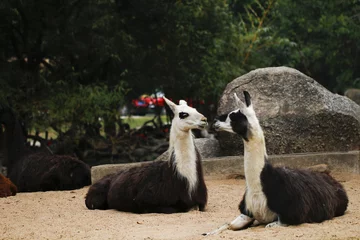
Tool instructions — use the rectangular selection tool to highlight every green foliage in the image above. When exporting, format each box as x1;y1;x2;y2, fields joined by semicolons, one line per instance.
271;0;360;92
0;0;358;135
0;0;127;131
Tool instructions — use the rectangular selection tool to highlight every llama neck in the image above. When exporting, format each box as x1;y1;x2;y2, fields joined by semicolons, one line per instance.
243;127;267;193
169;126;198;195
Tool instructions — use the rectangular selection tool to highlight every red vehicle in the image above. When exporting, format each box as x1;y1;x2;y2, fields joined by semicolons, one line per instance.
132;94;165;109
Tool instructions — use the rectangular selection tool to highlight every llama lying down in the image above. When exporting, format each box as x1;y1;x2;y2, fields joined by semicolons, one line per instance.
85;97;208;213
204;91;348;235
0;106;91;192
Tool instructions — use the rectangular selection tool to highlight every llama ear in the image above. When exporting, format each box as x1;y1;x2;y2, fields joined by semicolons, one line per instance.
163;96;177;113
179;100;188;106
234;93;246;109
243;91;251;107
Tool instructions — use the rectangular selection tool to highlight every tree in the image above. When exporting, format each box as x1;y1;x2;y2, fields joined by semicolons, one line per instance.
270;0;360;92
0;0;127;136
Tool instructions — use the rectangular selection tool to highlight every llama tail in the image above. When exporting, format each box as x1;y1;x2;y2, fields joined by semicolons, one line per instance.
85;174;114;210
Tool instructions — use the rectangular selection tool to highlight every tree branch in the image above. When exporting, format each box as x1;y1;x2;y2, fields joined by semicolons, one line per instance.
242;0;275;65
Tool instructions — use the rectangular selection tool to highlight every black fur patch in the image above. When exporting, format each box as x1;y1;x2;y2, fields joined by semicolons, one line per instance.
179;112;189;119
243;91;251;107
239;190;254;218
260;160;348;225
86;147;208;213
215;114;228;122
229;111;249;141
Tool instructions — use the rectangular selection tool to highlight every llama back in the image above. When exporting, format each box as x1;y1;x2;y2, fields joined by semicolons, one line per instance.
261;162;348;224
107;161;196;213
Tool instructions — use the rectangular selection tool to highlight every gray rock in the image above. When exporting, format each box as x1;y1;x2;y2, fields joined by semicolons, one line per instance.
217;66;360;155
132;148;149;158
194;138;221;158
155;138;221;161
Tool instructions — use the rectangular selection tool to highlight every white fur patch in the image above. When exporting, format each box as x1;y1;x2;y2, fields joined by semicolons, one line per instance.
164;97;206;197
171;131;198;196
242;105;277;223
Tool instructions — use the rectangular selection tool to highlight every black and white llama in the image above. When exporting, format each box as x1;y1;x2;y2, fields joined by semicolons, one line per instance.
0;106;91;192
85;97;208;213
205;91;348;235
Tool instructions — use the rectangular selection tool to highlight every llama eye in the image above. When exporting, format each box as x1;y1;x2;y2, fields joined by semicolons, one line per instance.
179;112;189;119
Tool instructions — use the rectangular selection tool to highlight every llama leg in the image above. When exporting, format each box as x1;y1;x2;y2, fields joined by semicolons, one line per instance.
229;214;255;230
230;193;255;230
202;223;230;236
202;214;254;236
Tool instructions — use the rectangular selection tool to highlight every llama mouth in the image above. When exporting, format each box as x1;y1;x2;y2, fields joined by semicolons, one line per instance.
198;121;208;129
212;121;221;131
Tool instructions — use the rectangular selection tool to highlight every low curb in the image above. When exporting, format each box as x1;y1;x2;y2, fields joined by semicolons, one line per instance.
91;151;360;183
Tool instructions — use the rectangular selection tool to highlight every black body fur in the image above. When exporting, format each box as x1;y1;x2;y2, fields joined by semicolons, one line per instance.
0;108;91;192
85;149;207;213
260;160;348;224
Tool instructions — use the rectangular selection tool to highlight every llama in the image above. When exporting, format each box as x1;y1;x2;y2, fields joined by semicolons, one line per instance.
0;106;91;192
204;91;348;235
0;173;17;197
85;97;208;213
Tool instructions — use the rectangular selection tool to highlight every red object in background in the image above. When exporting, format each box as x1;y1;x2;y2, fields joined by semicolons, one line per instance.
132;95;165;108
131;94;205;110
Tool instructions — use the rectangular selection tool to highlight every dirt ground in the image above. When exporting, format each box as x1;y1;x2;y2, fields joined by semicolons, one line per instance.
1;172;360;240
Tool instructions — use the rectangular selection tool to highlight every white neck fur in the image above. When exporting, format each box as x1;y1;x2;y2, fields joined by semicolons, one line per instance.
243;117;267;192
169;125;198;196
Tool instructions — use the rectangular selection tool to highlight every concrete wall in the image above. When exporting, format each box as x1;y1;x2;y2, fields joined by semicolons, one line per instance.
91;151;359;183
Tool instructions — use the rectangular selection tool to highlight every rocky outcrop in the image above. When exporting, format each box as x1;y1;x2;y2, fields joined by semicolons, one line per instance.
217;67;360;155
155;138;221;161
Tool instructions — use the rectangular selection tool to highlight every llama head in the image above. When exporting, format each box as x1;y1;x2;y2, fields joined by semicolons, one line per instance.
213;91;259;141
163;96;207;132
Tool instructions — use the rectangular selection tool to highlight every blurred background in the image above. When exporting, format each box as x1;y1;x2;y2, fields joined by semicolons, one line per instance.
0;0;359;165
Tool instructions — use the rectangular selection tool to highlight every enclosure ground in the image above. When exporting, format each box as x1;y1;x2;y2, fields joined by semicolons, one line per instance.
1;172;360;240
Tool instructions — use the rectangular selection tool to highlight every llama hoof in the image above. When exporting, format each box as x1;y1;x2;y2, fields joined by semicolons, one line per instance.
265;221;287;228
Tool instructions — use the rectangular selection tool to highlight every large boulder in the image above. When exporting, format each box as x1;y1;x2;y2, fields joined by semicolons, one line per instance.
217;67;360;155
155;138;221;161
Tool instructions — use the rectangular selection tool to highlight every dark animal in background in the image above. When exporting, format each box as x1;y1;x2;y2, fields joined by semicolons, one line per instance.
205;91;348;235
85;97;208;213
0;107;91;192
0;173;17;197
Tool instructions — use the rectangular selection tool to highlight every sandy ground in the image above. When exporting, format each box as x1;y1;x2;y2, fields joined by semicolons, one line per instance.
1;172;360;240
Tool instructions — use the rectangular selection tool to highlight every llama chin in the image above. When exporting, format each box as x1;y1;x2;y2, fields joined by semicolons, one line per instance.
85;96;208;213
